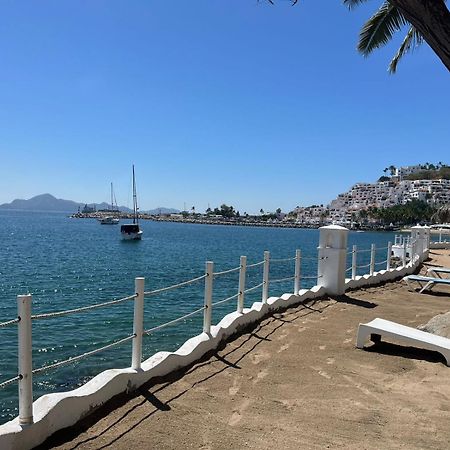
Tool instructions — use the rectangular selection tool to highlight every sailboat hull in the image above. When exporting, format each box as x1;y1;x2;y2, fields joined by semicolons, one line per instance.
121;230;143;240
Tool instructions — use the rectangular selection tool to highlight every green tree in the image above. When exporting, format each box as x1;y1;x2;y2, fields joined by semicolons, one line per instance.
283;0;450;73
345;1;450;73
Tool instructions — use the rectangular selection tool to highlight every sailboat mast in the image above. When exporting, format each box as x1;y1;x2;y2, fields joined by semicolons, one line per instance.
110;182;113;212
132;165;138;225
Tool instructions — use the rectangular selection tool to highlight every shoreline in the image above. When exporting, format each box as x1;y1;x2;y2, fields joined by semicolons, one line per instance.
69;213;399;232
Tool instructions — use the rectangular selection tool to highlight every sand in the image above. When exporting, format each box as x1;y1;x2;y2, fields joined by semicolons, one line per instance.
38;250;450;450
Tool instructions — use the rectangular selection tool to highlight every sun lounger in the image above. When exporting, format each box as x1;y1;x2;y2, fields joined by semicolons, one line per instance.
426;267;450;279
356;318;450;365
402;274;450;293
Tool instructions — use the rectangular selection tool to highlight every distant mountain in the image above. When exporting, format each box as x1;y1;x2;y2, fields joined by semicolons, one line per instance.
0;194;178;214
144;207;179;215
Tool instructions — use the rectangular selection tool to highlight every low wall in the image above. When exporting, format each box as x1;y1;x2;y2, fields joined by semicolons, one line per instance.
0;260;420;450
430;242;450;250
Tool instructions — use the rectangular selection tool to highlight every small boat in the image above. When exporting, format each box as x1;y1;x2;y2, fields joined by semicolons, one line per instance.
121;165;143;240
99;216;119;225
99;183;120;225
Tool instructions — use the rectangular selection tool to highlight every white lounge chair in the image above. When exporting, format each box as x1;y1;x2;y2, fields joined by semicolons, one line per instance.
403;274;450;293
426;267;450;279
356;318;450;365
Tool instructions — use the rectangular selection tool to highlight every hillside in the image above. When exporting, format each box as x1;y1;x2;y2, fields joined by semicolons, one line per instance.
0;194;179;214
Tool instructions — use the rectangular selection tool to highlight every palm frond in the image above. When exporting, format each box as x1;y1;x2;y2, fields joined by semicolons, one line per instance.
343;0;370;10
388;26;424;73
358;1;408;56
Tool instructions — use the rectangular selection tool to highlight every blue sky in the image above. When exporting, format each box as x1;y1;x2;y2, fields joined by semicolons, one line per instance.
0;0;448;214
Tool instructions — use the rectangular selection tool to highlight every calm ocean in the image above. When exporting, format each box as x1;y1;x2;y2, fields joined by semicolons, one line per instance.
0;210;396;423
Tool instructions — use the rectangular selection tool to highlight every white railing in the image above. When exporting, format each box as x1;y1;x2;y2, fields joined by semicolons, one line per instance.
346;242;394;280
0;247;317;425
1;233;426;427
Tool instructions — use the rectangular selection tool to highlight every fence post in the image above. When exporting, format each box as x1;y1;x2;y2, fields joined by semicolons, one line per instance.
203;261;214;334
402;240;407;267
294;249;301;295
262;251;270;304
131;277;145;370
18;294;33;426
237;256;247;314
351;245;357;280
370;244;376;275
387;241;392;271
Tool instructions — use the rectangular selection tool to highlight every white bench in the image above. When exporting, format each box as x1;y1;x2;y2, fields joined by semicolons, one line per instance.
403;274;450;293
356;318;450;366
427;267;450;278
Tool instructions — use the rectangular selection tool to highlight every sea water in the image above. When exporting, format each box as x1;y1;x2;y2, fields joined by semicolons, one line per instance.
0;210;396;423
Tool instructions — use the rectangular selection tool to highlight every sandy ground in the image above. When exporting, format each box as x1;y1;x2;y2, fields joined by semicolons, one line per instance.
38;250;450;450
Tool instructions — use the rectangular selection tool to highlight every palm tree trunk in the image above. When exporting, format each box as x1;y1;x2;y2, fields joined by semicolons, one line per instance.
389;0;450;71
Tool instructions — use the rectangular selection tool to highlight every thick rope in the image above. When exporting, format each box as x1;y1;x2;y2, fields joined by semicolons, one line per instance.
0;318;19;328
143;306;206;335
213;266;241;277
31;294;137;320
246;260;265;268
212;293;239;307
32;334;136;375
244;282;264;293
270;276;295;284
144;274;207;296
0;375;19;389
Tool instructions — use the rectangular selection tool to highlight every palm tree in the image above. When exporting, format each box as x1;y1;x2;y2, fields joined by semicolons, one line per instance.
432;205;450;224
343;0;427;73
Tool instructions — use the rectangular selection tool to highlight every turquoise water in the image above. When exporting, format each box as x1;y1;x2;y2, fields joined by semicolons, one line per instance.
0;211;396;423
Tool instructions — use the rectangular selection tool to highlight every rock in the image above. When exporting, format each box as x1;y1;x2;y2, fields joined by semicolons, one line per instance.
418;311;450;338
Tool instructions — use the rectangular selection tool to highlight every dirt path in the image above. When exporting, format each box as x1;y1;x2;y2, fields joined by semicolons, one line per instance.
39;250;450;450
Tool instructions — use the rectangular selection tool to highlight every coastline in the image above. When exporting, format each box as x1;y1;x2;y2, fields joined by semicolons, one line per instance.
69;213;399;232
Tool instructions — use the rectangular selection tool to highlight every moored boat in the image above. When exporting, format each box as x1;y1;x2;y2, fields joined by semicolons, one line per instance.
121;165;142;240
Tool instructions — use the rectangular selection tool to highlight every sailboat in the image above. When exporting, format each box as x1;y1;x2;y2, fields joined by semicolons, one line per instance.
120;165;143;240
99;183;120;225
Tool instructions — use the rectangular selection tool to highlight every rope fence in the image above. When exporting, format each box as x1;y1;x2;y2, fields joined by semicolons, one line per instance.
144;274;206;297
0;318;19;328
244;282;264;294
31;294;137;320
212;293;239;307
0;376;19;389
213;266;241;277
32;334;136;375
2;238;410;427
246;260;265;269
270;276;295;284
143;306;206;336
271;257;295;263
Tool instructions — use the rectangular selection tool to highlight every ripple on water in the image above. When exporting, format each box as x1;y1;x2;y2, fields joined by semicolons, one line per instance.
0;211;395;423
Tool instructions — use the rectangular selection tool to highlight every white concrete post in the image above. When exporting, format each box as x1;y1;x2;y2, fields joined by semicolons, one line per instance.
237;256;247;314
402;240;407;267
351;245;357;280
131;277;145;370
411;225;428;262
439;231;442;243
262;251;270;304
370;244;376;275
294;249;301;294
317;225;349;296
422;226;430;258
387;241;392;271
18;294;33;426
203;261;214;334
